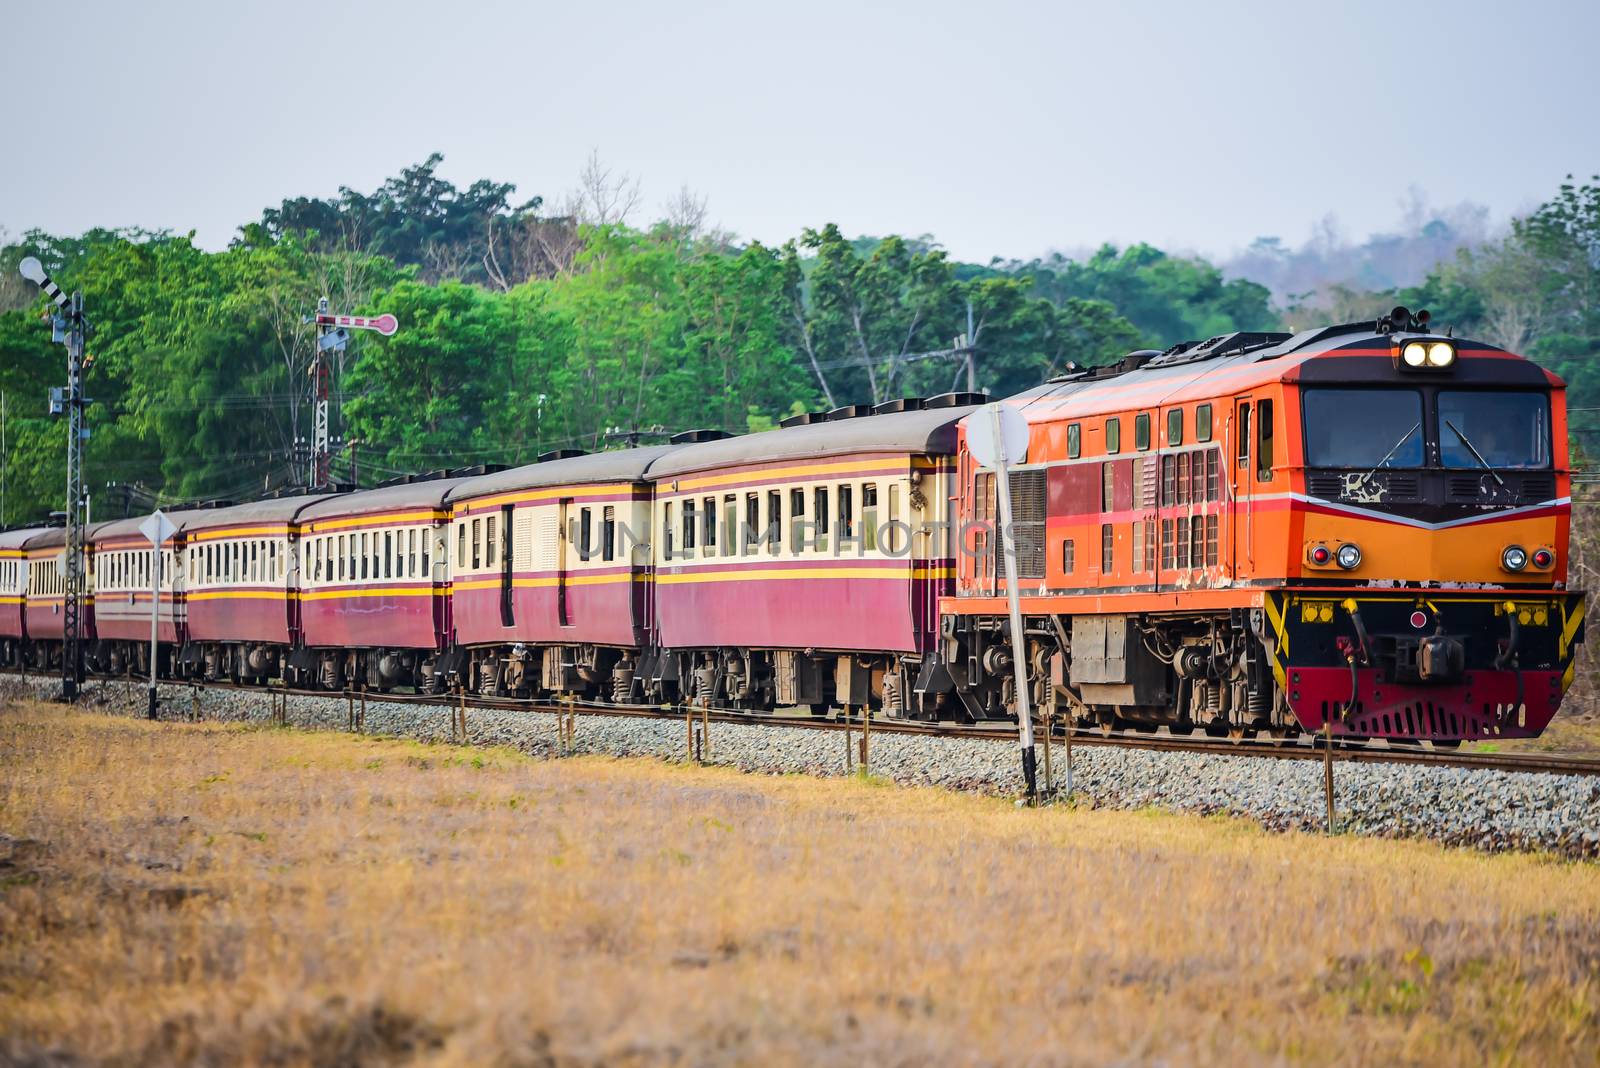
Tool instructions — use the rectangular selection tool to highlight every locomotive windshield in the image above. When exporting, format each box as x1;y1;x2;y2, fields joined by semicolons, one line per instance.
1303;388;1425;468
1438;390;1551;469
1302;387;1552;470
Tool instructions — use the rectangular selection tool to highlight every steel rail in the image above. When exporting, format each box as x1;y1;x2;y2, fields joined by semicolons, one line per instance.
17;668;1598;779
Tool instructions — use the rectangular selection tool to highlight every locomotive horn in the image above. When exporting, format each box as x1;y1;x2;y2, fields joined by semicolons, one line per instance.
1415;309;1431;327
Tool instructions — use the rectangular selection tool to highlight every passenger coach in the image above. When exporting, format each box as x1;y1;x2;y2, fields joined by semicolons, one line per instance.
295;475;465;691
90;510;195;677
0;526;45;667
646;394;981;714
445;447;679;699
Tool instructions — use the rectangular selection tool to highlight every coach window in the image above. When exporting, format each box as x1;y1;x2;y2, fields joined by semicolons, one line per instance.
408;529;418;577
744;494;759;554
1256;399;1275;480
838;485;854;544
372;533;381;579
661;500;676;560
578;508;593;561
682;500;696;551
486;516;498;569
784;489;802;554
421;530;431;578
862;483;878;551
722;495;737;558
1196;403;1213;443
1067;423;1081;459
457;524;467;569
602;506;617;562
382;531;391;579
312;542;322;583
355;532;366;579
813;485;830;553
1106;417;1121;454
767;491;782;552
1135;413;1151;451
1167;409;1183;447
470;519;481;570
702;496;717;556
886;484;901;554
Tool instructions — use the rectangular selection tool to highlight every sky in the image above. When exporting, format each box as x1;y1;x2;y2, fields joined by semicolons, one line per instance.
2;0;1596;264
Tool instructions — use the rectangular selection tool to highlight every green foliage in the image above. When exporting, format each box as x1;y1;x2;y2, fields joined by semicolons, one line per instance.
7;162;1595;527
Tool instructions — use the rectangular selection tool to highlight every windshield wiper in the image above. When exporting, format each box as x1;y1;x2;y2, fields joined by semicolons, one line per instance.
1445;419;1505;486
1354;422;1419;486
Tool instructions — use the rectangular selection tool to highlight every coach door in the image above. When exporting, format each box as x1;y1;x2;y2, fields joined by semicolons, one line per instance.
557;498;572;626
1230;395;1275;582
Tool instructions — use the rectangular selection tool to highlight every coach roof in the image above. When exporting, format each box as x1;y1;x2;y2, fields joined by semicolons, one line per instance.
300;477;471;521
179;493;342;532
446;445;684;503
648;405;978;479
0;526;52;551
93;510;206;544
22;524;108;551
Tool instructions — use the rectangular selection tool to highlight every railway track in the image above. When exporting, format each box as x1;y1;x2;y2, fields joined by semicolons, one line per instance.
14;668;1599;779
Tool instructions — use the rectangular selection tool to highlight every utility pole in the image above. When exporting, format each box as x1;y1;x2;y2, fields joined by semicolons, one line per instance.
19;257;90;701
306;301;397;488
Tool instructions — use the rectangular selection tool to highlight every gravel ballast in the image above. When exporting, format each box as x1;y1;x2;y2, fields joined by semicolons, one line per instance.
8;675;1599;859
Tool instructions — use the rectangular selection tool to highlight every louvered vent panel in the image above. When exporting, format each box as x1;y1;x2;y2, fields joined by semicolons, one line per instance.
1140;456;1158;508
534;511;560;571
1004;470;1047;580
513;509;536;570
1307;474;1343;498
1521;475;1556;501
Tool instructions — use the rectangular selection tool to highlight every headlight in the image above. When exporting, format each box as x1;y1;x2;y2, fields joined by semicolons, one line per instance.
1401;342;1428;367
1502;545;1528;572
1336;543;1362;570
1425;341;1455;367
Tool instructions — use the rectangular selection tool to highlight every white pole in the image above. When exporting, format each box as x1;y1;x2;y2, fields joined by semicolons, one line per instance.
990;406;1038;798
148;540;161;719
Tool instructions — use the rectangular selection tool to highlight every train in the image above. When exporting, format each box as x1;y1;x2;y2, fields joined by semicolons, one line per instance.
0;310;1585;743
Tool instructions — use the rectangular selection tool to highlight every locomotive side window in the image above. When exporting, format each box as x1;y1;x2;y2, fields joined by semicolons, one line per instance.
1062;538;1074;574
1067;423;1081;459
1237;404;1251;468
1196;404;1213;442
1167;409;1183;446
1106;418;1121;454
1135;413;1151;451
1256;400;1274;480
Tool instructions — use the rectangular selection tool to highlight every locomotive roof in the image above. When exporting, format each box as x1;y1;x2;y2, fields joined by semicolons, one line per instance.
446;444;684;503
178;493;343;531
1002;323;1554;426
648;405;979;479
300;477;471;520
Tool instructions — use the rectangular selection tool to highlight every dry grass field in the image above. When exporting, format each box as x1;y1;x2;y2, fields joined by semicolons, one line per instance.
2;700;1598;1067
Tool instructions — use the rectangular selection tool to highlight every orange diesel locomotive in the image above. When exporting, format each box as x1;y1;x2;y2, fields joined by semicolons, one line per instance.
934;309;1585;742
